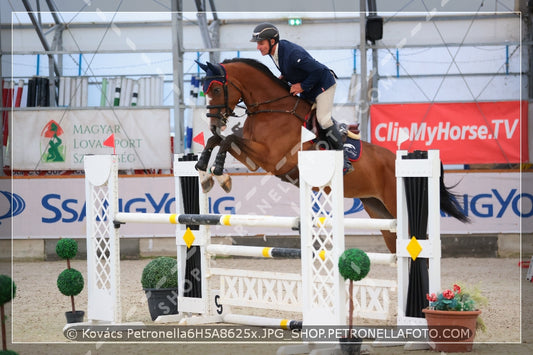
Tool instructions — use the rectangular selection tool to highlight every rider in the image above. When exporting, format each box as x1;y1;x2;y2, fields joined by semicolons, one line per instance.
250;22;353;175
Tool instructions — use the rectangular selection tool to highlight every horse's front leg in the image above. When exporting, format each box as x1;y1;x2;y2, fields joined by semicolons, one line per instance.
195;134;222;193
211;136;233;193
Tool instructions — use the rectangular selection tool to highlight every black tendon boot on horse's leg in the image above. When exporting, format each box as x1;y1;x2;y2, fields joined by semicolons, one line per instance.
212;150;226;176
323;125;354;175
195;148;212;172
211;150;232;193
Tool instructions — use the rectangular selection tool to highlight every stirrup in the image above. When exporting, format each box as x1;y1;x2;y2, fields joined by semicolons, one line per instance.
343;163;354;175
343;157;354;175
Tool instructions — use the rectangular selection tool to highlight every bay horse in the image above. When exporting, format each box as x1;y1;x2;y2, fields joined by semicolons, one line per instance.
194;58;468;253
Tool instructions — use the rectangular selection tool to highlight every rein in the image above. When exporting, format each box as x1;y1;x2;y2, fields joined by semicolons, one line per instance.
240;94;307;123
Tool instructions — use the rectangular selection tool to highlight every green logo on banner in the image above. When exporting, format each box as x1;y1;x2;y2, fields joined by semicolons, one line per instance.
41;120;66;163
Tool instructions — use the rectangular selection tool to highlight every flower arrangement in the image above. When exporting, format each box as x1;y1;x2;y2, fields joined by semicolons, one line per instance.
426;283;476;311
426;282;487;331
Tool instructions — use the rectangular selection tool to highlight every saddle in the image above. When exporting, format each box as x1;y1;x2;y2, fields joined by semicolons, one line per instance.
276;109;362;185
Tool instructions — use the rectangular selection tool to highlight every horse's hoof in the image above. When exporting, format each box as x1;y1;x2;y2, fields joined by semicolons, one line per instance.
198;169;214;193
221;179;232;193
215;174;232;193
201;177;215;193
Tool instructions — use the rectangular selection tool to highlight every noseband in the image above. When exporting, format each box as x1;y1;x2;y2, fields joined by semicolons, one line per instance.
206;81;235;125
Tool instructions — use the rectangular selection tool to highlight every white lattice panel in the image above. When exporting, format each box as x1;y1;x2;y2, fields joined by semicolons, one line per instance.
211;268;302;312
85;155;121;323
309;187;337;311
349;279;397;320
212;266;395;321
299;151;346;326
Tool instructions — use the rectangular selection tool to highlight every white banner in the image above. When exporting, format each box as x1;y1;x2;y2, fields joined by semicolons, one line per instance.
11;109;171;170
1;171;530;240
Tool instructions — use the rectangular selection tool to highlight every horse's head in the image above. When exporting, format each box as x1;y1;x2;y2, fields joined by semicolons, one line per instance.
196;61;243;134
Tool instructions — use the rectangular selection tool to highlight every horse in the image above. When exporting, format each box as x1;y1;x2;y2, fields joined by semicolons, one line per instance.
194;58;469;253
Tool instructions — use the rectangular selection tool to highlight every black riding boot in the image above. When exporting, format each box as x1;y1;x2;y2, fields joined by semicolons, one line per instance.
323;125;354;175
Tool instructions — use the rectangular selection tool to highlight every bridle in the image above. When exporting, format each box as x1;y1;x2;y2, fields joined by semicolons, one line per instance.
204;78;239;125
204;69;307;126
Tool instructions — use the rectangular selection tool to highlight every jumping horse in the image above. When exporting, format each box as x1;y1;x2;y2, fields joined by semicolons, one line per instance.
194;58;469;253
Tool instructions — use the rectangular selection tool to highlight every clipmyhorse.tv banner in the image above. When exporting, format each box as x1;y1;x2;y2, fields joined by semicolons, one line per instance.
11;108;171;170
370;101;528;164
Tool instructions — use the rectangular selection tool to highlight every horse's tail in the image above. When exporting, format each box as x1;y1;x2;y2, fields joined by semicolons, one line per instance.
439;163;470;223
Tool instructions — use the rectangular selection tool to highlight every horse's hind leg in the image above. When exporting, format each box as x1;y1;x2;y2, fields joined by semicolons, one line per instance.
360;197;397;254
210;134;264;193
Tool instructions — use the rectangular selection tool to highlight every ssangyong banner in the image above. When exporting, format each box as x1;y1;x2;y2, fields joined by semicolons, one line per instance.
10;108;171;170
370;101;528;165
1;172;530;240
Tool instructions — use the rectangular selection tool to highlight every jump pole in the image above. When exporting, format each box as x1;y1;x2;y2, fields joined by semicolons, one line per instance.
114;212;396;231
205;244;396;265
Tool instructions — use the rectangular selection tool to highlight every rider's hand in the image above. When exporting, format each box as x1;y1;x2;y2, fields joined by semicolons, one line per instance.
290;83;303;96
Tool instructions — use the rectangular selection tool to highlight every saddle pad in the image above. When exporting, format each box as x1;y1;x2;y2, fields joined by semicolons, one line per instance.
344;137;362;162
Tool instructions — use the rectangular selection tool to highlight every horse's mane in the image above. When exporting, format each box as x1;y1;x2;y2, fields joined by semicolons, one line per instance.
221;58;290;92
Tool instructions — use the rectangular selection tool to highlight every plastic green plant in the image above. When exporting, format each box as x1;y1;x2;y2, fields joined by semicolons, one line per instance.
141;257;178;289
338;248;371;339
55;239;84;314
56;238;78;269
0;275;17;352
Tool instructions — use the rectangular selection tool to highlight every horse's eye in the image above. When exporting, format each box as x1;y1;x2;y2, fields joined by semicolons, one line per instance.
212;87;222;95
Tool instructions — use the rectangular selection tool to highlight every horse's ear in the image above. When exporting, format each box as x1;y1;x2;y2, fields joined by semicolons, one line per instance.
206;61;218;74
195;60;209;72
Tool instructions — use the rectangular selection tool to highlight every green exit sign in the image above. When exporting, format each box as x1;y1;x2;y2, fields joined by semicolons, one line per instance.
288;18;302;26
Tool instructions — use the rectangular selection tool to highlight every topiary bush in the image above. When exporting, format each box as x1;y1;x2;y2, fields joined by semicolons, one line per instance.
0;275;16;306
338;248;371;282
1;275;17;353
141;257;178;289
55;238;78;260
338;248;371;340
0;350;20;354
57;269;84;297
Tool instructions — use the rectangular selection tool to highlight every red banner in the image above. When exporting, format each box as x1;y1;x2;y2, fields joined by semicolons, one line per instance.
370;101;528;164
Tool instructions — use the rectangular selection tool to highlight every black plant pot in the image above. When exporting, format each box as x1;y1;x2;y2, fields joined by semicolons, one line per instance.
339;337;362;355
144;288;179;321
65;310;85;323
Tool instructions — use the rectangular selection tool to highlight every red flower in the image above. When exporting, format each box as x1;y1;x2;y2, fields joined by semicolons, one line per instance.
453;284;461;293
442;289;455;299
426;293;437;302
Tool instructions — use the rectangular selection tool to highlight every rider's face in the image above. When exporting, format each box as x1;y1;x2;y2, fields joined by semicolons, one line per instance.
256;39;275;56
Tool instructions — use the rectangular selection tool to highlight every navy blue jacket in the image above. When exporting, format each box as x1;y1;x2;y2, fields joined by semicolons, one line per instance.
273;39;336;101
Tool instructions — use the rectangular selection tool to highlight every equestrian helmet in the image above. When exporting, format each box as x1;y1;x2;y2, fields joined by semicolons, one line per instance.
250;22;279;43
